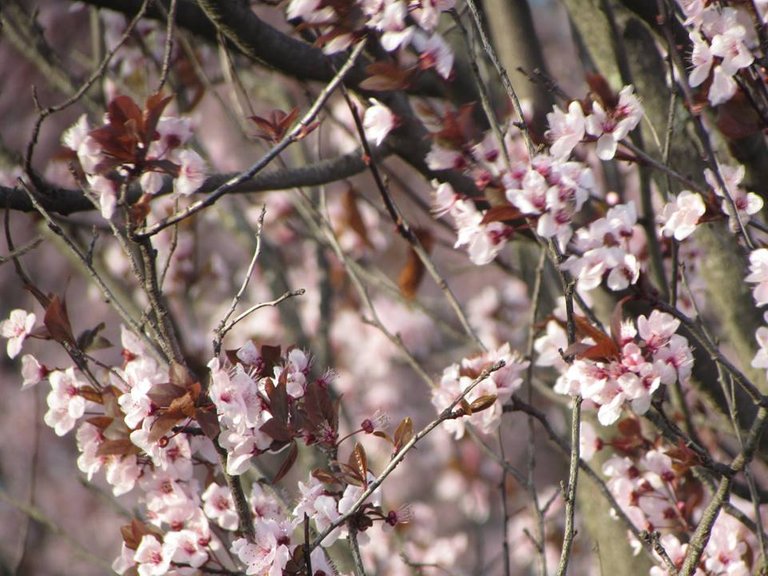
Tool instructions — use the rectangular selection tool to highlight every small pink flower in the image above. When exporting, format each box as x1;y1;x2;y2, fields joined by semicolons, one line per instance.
363;100;397;146
1;309;36;359
174;149;206;196
660;190;706;240
21;354;46;390
546;101;586;159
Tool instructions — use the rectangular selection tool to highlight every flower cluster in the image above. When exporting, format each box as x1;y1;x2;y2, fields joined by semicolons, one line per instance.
62;94;206;219
596;420;753;575
286;0;454;78
679;3;755;106
546;85;644;161
540;310;694;425
431;343;529;438
504;153;594;249
208;343;339;475
561;201;644;291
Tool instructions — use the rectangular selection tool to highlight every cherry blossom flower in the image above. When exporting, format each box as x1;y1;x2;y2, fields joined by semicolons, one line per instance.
1;308;36;359
43;367;87;436
747;248;768;306
431;343;529;438
20;354;46;389
705;164;762;231
164;529;208;568
546;100;586;159
450;198;512;265
174;149;206;195
585;85;643;160
363;100;397;146
202;483;239;530
660;190;706;240
293;476;343;545
231;519;292;576
133;535;172;576
431;181;459;217
413;33;454;79
689;31;713;88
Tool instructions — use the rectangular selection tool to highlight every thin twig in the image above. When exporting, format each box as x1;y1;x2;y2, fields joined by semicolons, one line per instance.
213;205;266;355
157;0;178;92
461;0;536;159
0;235;43;266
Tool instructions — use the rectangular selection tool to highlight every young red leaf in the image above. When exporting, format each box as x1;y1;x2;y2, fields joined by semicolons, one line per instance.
272;441;299;483
469;394;497;413
393;417;413;454
44;295;75;346
351;442;368;483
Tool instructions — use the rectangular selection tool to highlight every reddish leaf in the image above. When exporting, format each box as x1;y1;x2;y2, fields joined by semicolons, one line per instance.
121;519;161;550
260;418;294;443
399;228;433;299
195;406;221;440
143;93;173;143
586;73;618;109
312;468;338;485
373;430;392;443
617;417;641;437
571;315;620;362
359;62;413;91
272;441;299;483
77;322;112;352
351;442;368;483
469;394;497;413
393;417;413;454
341;187;372;248
78;386;103;404
610;296;632;344
148;413;181;443
481;205;524;225
716;91;764;139
86;415;114;429
147;382;186;408
249;108;299;143
44;295;75;345
97;438;138;457
166;391;196;418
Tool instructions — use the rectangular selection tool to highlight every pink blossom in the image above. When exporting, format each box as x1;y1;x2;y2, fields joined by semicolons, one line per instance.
174;149;206;195
431;181;458;217
705;164;763;230
43;367;87;436
746;249;768;306
660;190;706;240
363;100;397;146
689;31;713;88
1;308;36;359
431;343;528;437
585;85;644;160
413;33;454;79
133;535;172;576
450;199;511;265
231;519;292;576
426;144;465;171
546;101;586;159
202;483;239;530
163;529;208;568
20;354;46;389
